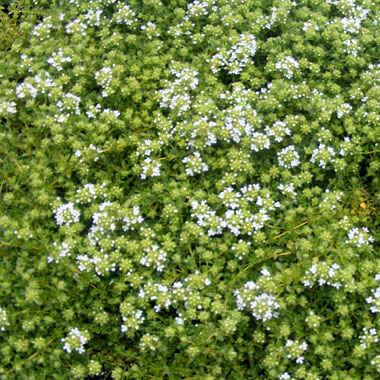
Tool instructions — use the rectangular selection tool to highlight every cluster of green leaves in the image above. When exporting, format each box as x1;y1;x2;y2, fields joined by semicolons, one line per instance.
1;0;380;379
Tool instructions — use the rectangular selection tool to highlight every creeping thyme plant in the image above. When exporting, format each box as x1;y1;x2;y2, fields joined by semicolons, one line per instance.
2;0;380;379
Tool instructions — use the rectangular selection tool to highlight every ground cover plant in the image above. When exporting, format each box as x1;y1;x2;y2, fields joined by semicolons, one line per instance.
1;0;380;378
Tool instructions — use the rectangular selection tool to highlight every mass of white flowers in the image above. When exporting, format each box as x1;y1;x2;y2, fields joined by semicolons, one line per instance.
5;0;380;377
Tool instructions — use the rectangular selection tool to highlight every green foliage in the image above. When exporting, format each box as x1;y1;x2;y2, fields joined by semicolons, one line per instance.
1;0;380;378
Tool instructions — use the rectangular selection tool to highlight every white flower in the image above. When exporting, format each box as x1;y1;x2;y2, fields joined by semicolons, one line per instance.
62;328;90;354
114;3;137;25
140;158;162;179
183;152;208;176
278;145;300;169
0;307;10;331
275;56;299;79
208;33;257;75
53;202;81;226
66;19;87;36
345;227;374;247
0;101;17;115
310;144;335;168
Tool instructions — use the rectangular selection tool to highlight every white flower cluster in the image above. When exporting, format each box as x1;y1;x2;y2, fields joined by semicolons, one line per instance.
83;7;103;27
87;202;143;246
336;102;353;119
140;244;167;272
138;282;173;313
140;157;162;179
76;204;142;275
0;307;10;331
47;48;72;71
56;92;81;122
277;145;300;169
234;270;280;321
32;16;54;40
248;293;280;322
282;339;308;364
140;334;159;352
76;253;117;276
136;139;154;158
75;183;107;204
19;54;34;72
183;116;218;149
366;275;380;314
345;227;374;248
278;183;297;198
122;206;144;231
114;3;137;25
265;6;279;29
15;73;57;99
359;327;378;349
338;215;351;231
208;33;257;75
66;18;88;36
231;239;251;260
0;100;16;116
302;262;341;289
218;85;260;145
340;7;370;34
342;38;361;56
135;138;165;179
371;355;380;373
47;241;71;264
278;373;292;380
221;116;251;144
302;21;320;32
310;144;336;169
120;305;145;332
218;186;241;209
338;136;353;156
256;193;281;210
265;120;292;143
140;22;160;40
319;189;344;211
62;328;90;354
133;272;213;327
275;56;300;79
95;66;114;97
186;0;214;18
52;201;81;226
167;15;195;38
156;65;199;117
51;183;144;276
89;144;103;162
183;152;208;176
250;132;270;152
190;199;226;236
86;104;102;118
191;183;279;237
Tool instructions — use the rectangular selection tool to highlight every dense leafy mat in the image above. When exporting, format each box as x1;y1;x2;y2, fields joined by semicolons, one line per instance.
1;0;380;379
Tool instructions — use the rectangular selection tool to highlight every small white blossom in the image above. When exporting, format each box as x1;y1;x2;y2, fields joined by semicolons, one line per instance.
0;101;17;115
62;328;90;354
278;145;300;169
47;48;72;71
183;152;208;176
0;307;10;331
53;202;81;226
345;227;374;248
275;56;299;79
